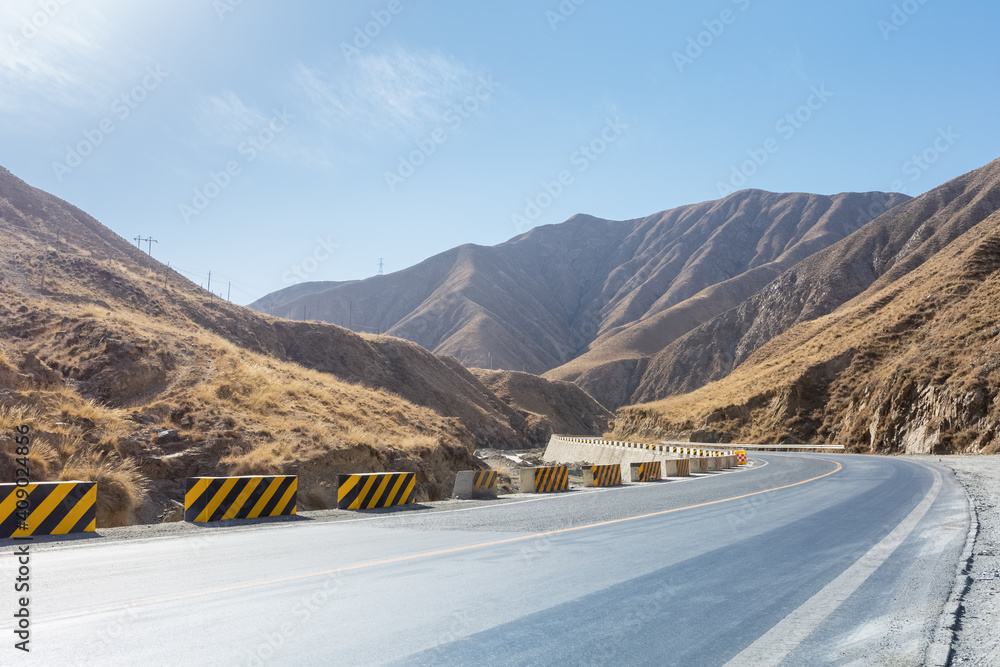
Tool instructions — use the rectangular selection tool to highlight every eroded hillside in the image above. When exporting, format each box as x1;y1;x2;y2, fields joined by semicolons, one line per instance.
0;165;602;526
613;199;1000;455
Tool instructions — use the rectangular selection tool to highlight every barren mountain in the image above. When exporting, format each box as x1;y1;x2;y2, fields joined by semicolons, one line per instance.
612;158;1000;455
0;165;603;525
625;158;1000;405
254;191;908;405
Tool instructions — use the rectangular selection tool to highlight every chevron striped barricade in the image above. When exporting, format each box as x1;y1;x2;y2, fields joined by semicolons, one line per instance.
520;466;568;493
583;464;622;487
338;472;416;510
454;470;499;499
185;475;297;522
630;461;662;483
0;482;96;538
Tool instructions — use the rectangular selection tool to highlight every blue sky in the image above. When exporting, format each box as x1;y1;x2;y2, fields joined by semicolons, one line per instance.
2;1;997;304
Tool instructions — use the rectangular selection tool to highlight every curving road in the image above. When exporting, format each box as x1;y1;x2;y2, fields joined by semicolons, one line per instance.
0;454;970;666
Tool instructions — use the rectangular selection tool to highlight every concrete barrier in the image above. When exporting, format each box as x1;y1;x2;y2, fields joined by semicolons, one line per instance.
453;470;499;499
0;481;96;537
521;466;569;493
661;459;690;477
337;473;415;510
630;461;662;483
583;464;622;487
185;475;297;522
691;458;713;473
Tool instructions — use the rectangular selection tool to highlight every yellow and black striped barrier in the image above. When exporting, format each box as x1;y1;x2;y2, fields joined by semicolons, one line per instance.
675;459;691;477
473;470;498;492
337;472;416;510
185;475;297;522
520;466;568;493
583;464;622;487
630;462;662;483
0;482;96;538
453;470;498;499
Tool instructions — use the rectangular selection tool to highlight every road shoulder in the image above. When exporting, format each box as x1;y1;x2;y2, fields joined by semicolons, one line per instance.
914;455;1000;666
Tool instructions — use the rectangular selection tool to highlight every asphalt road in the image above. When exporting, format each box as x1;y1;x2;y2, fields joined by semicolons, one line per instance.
0;454;970;666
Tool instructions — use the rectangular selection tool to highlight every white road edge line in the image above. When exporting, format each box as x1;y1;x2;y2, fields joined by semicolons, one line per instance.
725;465;943;667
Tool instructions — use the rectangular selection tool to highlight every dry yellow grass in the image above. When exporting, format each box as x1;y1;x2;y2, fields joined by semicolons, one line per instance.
61;453;149;527
0;171;491;519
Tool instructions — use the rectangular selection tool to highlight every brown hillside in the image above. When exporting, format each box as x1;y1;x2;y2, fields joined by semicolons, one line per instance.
0;165;589;525
254;191;907;405
612;169;1000;455
469;368;613;443
631;157;1000;404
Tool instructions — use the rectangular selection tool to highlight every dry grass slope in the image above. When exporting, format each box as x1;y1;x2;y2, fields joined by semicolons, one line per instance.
2;164;583;525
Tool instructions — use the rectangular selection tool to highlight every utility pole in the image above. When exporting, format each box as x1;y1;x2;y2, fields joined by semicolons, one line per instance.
378;258;384;276
227;282;231;302
349;299;353;330
39;244;48;290
207;271;212;293
134;235;142;249
144;237;157;257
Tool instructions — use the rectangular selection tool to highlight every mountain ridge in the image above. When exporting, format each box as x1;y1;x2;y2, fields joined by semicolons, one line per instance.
254;189;909;406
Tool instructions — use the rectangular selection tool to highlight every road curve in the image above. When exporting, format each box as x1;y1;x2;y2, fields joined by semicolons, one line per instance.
0;454;970;666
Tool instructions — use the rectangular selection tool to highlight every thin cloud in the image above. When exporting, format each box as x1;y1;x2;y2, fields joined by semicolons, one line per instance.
196;91;272;147
0;1;125;117
293;47;482;140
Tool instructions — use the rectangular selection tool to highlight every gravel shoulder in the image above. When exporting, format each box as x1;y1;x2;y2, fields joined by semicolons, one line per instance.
914;455;1000;666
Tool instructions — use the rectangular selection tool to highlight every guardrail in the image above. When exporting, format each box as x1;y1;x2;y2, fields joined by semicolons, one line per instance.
554;436;843;453
661;441;845;452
